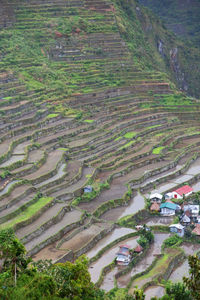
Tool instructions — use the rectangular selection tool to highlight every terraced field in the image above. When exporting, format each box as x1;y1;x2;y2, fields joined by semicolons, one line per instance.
1;0;200;296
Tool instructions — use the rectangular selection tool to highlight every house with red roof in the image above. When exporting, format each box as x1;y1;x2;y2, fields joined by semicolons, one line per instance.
172;185;193;199
134;245;143;253
192;224;200;236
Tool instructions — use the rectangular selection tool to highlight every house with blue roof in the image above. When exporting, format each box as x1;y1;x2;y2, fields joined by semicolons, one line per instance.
160;202;179;216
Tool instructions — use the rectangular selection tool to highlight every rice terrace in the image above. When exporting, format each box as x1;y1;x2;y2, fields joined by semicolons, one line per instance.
0;0;200;299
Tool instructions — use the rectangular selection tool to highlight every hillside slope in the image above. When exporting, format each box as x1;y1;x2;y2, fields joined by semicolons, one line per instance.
0;0;200;293
139;0;200;46
139;0;200;97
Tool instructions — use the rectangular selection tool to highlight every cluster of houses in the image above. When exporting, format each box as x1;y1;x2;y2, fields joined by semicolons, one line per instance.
115;185;200;266
149;185;200;237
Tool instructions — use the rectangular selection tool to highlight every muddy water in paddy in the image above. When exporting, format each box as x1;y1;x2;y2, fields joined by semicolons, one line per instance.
79;177;128;213
166;243;200;283
144;286;165;300
35;163;66;188
169;259;189;282
117;233;170;288
136;163;184;189
0;155;25;168
149;157;200;194
86;227;135;259
89;236;138;283
144;216;173;226
96;159;168;184
0;180;20;197
192;181;200;192
121;160;169;183
100;268;119;291
181;242;200;256
13;141;31;154
101;192;145;222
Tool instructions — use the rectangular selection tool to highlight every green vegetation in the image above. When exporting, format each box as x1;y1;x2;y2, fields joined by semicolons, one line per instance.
84;119;94;123
154;93;194;106
46;113;58;119
1;1;200;298
138;0;200;97
120;141;135;150
130;247;182;293
0;197;53;230
123;131;137;139
183;255;200;300
152;146;165;154
0;230;200;299
58;148;69;151
163;281;192;300
114;136;122;141
162;235;182;249
0;170;11;179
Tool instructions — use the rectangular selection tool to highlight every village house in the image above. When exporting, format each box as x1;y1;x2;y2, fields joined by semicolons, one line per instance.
160;202;179;216
172;185;193;199
149;193;162;203
180;210;191;226
134;244;143;254
116;245;132;266
169;224;185;237
164;192;173;200
183;204;199;219
192;224;200;236
84;185;93;193
150;202;160;212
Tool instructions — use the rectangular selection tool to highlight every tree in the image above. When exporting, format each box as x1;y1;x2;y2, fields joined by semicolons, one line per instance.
183;255;200;300
137;236;148;248
133;288;145;300
0;228;29;286
163;281;192;300
106;287;144;300
34;255;104;300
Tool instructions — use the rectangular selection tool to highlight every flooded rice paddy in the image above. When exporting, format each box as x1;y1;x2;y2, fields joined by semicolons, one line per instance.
117;233;170;288
0;180;20;197
89;236;138;283
144;286;165;300
86;227;135;259
169;259;189;282
101;192;145;222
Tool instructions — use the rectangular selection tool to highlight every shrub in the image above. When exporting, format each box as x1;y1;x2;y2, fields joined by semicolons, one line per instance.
0;170;11;179
137;235;148;248
163;234;182;248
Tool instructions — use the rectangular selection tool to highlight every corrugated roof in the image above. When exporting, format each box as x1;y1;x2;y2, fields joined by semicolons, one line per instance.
174;185;193;196
150;193;162;199
134;245;143;253
169;223;184;230
160;202;177;210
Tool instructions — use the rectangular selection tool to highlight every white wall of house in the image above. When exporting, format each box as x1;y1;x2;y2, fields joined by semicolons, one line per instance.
170;227;184;237
172;192;182;199
161;208;175;216
172;191;192;199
